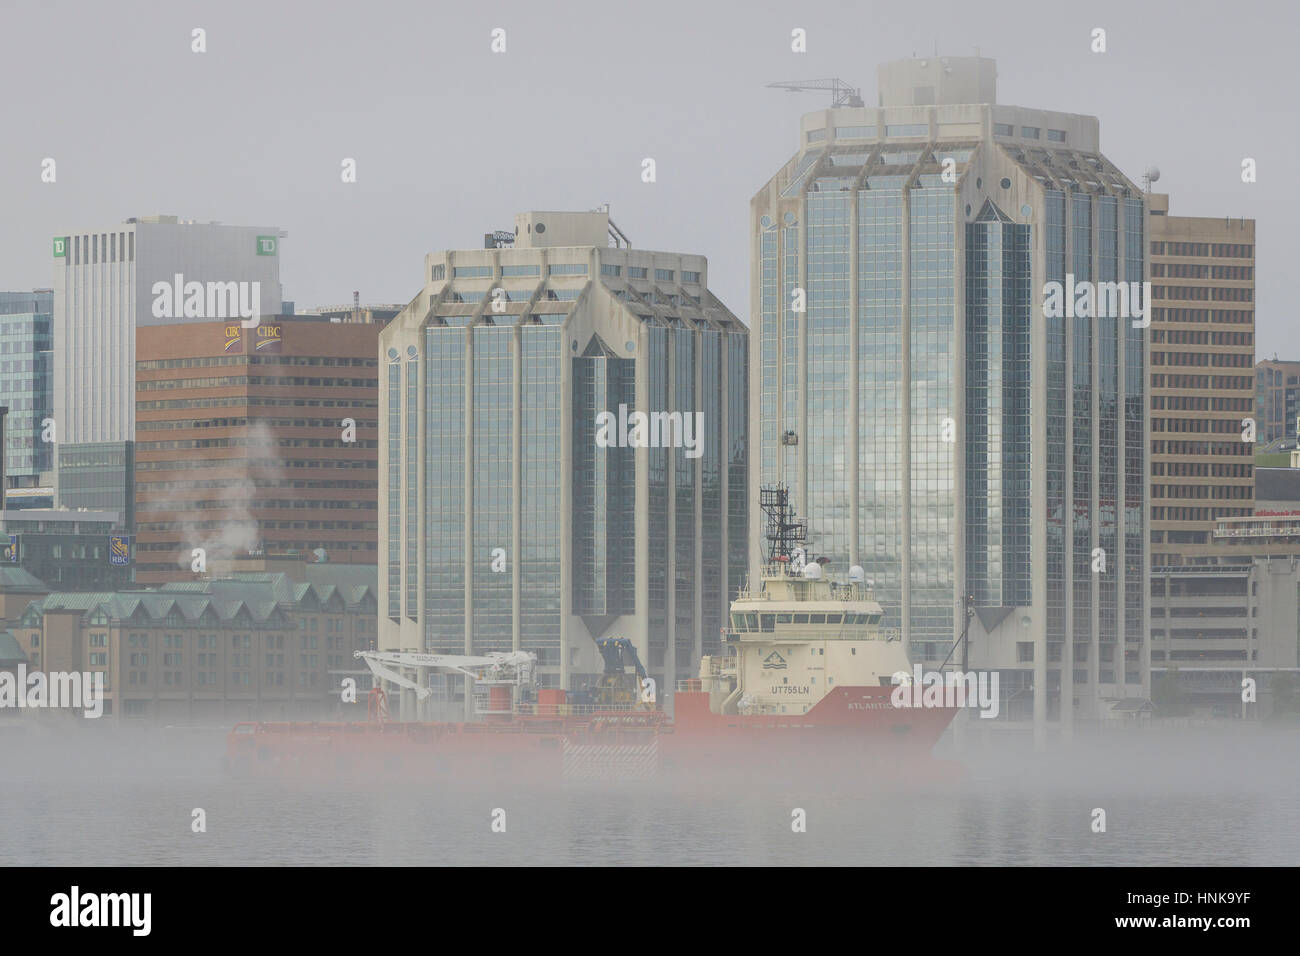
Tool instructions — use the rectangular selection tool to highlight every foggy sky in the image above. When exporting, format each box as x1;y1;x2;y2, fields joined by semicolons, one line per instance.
1;0;1294;355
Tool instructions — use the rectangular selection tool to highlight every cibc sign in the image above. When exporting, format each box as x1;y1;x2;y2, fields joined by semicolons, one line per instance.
254;323;283;353
222;323;283;353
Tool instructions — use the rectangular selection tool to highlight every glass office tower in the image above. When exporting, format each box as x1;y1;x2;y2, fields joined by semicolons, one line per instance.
380;210;746;713
750;57;1147;725
0;290;54;504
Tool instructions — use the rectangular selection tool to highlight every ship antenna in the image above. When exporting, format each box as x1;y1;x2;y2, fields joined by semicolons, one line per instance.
758;484;807;562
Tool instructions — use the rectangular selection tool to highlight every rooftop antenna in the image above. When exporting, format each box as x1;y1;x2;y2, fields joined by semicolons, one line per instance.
352;290;360;324
767;78;864;108
1142;166;1160;195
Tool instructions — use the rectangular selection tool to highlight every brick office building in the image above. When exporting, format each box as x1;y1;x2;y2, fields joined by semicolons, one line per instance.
134;317;379;583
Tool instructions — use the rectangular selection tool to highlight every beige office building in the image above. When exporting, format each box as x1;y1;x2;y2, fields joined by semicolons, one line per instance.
1147;194;1255;567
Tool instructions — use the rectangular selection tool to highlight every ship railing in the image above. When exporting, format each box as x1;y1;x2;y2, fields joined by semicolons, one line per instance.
512;701;655;718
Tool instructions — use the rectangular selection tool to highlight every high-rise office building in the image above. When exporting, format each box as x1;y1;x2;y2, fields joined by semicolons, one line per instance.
133;316;379;583
750;56;1147;725
379;210;747;706
51;216;285;517
1147;194;1255;567
1255;358;1300;446
0;290;53;507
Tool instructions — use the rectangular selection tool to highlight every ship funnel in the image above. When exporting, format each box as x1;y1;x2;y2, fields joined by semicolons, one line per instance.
849;565;866;584
802;563;823;580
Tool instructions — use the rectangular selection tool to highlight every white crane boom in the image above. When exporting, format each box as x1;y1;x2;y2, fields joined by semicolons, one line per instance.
354;650;536;683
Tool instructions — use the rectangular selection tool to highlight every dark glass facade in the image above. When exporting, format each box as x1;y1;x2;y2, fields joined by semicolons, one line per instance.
424;324;466;652
572;338;634;618
471;326;513;654
966;206;1032;608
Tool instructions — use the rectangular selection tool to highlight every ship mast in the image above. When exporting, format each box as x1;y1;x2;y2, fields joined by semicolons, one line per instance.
758;485;807;562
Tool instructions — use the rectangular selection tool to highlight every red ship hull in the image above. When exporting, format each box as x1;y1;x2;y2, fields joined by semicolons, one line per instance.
224;685;959;786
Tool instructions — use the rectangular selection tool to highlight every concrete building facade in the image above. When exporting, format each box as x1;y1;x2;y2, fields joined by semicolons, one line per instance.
1151;559;1300;717
750;56;1148;726
1148;194;1256;567
378;210;747;708
51;216;285;516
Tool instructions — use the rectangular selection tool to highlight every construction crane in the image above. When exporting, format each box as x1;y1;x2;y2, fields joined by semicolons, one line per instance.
767;78;864;108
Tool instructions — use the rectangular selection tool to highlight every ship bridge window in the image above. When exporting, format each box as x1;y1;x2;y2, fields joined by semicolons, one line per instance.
809;614;826;625
731;613;745;630
760;614;775;632
825;614;842;624
776;613;792;624
793;614;809;624
745;614;759;630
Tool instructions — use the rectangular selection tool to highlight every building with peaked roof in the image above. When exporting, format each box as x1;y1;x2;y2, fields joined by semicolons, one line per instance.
0;565;49;628
379;209;747;712
11;566;377;720
751;55;1147;730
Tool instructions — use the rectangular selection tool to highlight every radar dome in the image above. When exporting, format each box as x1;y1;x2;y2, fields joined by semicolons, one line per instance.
849;565;866;583
802;563;823;580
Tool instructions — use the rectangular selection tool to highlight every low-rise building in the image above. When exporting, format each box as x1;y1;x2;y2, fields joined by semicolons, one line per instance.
1150;558;1300;717
11;565;377;721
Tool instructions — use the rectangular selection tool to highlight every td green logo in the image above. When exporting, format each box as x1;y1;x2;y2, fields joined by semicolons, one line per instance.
53;237;67;257
256;236;277;256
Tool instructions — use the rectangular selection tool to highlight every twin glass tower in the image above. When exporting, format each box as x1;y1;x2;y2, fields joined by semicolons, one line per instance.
383;57;1149;726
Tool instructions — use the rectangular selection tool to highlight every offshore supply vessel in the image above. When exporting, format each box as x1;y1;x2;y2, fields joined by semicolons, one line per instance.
224;488;959;784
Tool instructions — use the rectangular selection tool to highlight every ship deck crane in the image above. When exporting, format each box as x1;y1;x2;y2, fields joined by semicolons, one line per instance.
354;650;537;720
588;638;652;709
767;78;865;108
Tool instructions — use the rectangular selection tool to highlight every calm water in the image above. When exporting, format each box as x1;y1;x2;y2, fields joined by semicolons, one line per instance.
2;722;1297;866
